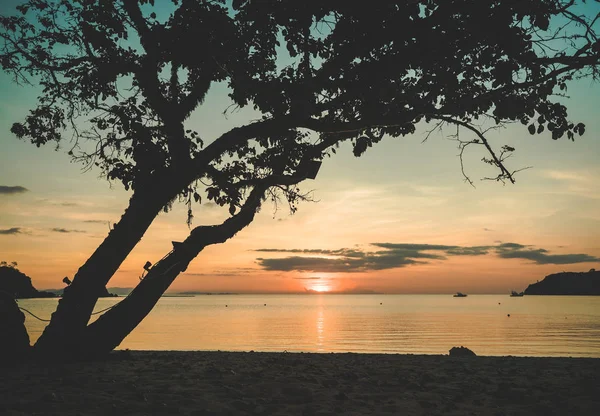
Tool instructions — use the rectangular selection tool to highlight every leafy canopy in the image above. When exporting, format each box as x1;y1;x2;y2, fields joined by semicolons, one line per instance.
1;0;598;216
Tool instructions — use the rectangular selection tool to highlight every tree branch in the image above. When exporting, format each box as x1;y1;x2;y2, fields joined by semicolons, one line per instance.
432;115;517;184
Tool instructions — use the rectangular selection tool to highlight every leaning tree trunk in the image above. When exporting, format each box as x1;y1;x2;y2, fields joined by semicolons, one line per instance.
33;177;185;359
79;185;267;357
79;243;198;357
0;292;31;366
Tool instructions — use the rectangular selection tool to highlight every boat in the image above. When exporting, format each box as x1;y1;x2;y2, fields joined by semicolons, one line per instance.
453;292;468;297
510;291;524;297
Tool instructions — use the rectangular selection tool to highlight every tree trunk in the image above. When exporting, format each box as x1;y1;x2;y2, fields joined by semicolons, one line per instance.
80;243;199;357
79;184;268;357
0;292;31;366
33;179;182;359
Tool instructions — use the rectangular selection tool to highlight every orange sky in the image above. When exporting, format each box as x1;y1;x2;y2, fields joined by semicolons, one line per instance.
2;118;599;294
1;3;600;294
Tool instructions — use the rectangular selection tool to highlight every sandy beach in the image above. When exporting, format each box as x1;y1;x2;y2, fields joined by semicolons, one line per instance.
1;351;599;415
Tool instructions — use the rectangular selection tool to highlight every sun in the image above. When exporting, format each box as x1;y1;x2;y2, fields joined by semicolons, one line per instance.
307;278;333;293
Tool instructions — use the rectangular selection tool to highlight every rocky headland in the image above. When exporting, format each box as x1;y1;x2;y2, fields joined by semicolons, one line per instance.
0;265;56;299
524;269;600;295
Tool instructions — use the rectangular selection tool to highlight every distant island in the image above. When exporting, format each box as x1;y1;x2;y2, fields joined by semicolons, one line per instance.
45;286;119;298
0;263;117;299
524;269;600;295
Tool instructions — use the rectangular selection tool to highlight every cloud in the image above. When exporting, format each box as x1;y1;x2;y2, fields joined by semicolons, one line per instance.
255;241;600;273
184;270;248;277
445;247;490;256
37;198;81;207
255;248;365;258
496;249;600;265
371;243;458;251
496;242;527;250
50;228;86;234
0;227;22;235
83;220;108;224
293;276;322;280
543;170;588;182
488;243;597;264
257;254;420;273
0;186;28;195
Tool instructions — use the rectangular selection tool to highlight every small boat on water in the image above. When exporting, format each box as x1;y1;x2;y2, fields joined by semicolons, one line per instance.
453;292;468;297
510;291;524;297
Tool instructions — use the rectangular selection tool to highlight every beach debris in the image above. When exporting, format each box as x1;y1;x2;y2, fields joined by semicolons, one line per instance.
449;346;476;357
507;314;510;317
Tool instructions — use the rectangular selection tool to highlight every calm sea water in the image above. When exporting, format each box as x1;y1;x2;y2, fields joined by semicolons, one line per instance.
19;294;600;357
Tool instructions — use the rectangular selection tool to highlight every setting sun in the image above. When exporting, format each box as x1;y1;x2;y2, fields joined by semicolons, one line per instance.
306;277;333;293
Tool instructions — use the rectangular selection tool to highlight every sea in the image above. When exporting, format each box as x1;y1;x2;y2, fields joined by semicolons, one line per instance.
18;294;600;357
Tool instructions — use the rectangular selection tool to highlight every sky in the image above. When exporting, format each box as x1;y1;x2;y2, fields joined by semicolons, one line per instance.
1;1;599;294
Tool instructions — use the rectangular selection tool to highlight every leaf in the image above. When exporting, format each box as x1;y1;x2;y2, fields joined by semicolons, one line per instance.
193;192;200;203
232;0;246;9
353;136;370;157
527;124;536;135
536;15;549;31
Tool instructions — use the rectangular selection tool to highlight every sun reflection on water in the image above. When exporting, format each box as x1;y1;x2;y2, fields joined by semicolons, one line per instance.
316;305;325;351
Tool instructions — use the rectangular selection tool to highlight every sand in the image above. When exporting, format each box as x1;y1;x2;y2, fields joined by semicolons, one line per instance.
1;351;599;415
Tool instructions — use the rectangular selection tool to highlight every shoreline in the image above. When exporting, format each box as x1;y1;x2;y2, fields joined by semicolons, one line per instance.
2;351;599;415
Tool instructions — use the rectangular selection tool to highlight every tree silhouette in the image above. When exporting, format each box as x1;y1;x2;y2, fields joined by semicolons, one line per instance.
1;0;598;359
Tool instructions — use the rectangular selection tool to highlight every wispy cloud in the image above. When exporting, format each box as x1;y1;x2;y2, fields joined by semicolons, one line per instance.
50;228;86;234
255;248;366;257
184;270;249;277
542;170;589;182
0;186;28;195
257;253;421;273
495;246;600;265
83;220;108;224
36;198;83;207
255;241;600;273
0;227;22;235
540;169;600;199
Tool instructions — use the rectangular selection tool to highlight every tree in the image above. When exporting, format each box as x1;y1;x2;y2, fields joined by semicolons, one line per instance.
1;0;598;360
